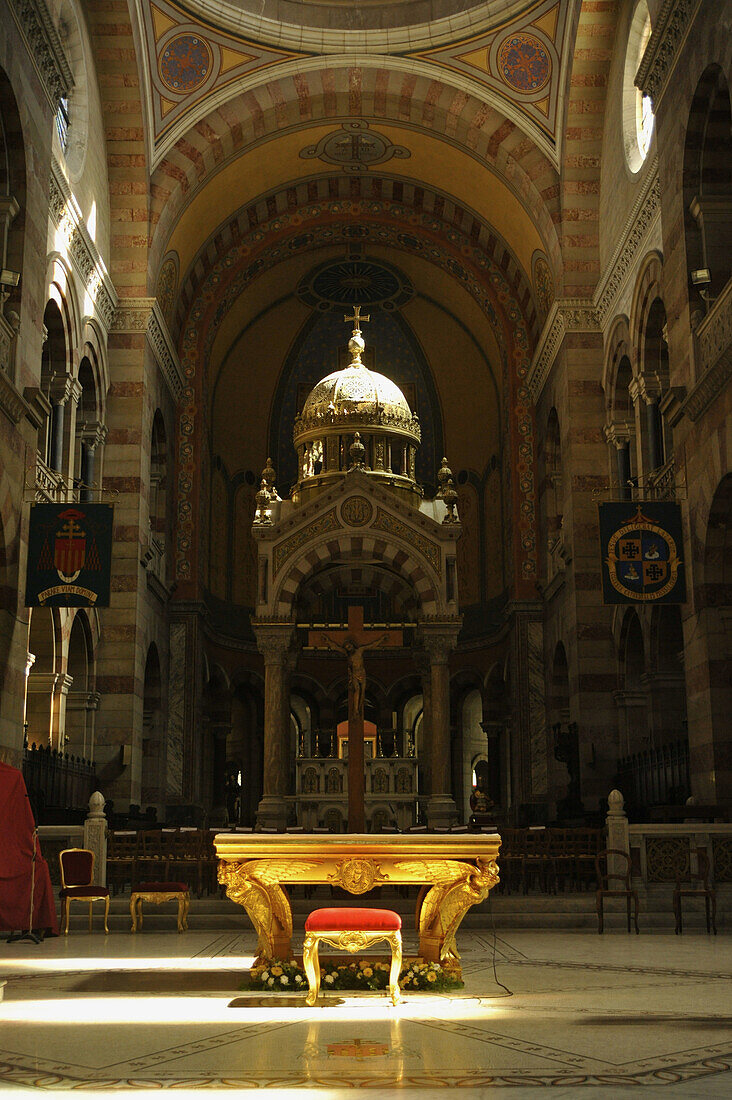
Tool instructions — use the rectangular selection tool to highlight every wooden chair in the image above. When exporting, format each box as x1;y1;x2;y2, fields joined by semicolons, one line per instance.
674;848;717;935
167;828;204;896
303;907;402;1006
136;830;167;882
522;827;556;894
106;831;138;895
59;848;110;934
595;848;639;934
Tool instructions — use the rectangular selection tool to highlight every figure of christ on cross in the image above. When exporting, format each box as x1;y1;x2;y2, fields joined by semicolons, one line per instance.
308;606;402;832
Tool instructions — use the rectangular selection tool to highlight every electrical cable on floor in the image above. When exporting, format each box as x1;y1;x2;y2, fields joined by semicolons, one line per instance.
488;890;513;997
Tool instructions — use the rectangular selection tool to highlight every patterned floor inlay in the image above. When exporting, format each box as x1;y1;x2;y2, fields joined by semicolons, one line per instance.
0;930;729;1091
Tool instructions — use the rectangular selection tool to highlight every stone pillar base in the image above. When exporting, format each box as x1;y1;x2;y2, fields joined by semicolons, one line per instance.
426;794;458;830
256;796;288;831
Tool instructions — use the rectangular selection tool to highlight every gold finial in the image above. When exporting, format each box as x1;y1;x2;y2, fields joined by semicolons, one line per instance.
344;305;370;368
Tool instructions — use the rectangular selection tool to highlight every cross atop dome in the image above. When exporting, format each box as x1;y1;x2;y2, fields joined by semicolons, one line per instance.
344;304;370;333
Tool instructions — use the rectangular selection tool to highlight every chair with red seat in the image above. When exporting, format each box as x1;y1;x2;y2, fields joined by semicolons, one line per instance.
59;848;110;935
302;907;402;1006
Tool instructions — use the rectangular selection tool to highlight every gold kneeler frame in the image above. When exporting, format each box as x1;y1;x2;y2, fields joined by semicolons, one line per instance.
303;928;402;1006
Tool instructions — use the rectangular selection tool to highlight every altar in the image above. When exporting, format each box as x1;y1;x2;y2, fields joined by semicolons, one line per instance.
215;831;500;978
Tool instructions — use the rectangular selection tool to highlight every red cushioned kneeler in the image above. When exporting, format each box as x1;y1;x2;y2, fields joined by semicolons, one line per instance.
0;762;58;934
305;907;401;932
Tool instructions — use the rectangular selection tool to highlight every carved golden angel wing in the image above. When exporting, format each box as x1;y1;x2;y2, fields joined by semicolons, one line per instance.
243;859;321;885
391;859;472;886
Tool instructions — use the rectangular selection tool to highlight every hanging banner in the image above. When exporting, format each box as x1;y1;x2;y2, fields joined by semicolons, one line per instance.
598;502;686;604
25;504;114;607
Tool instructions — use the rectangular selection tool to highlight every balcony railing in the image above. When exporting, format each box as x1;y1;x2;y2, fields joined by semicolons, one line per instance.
34;453;80;503
646;456;677;500
695;273;732;377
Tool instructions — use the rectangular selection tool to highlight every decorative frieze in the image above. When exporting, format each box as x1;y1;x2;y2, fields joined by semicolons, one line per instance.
49;159;117;330
527;299;601;402
110;299;185;402
635;0;702;109
9;0;73;108
594;166;661;326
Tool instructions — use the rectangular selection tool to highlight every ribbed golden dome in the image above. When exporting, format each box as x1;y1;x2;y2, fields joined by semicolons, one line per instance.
302;361;413;423
293;328;420;440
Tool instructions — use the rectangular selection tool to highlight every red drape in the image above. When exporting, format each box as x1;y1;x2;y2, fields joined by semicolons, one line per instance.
0;762;59;933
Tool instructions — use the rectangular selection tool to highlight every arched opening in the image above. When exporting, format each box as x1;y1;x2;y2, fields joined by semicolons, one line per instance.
684;65;732;311
202;665;232;825
483;663;508;810
64;611;95;759
230;681;264;826
40;299;69;473
460;687;484;822
610;354;637;497
75;354;101;501
141;643;164;812
641;298;671;476
25;607;57;748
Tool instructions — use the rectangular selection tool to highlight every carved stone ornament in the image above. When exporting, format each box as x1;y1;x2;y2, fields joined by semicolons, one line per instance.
0;369;29;426
594;166;661;325
635;0;702;109
528;299;601;402
110;299;184;401
49;158;118;331
340;495;373;528
11;0;73;108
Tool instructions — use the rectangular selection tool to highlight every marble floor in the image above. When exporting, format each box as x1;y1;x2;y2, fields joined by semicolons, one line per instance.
0;926;729;1097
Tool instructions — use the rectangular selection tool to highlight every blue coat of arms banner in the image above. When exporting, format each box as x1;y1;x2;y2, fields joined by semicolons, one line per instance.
598;502;686;604
25;504;114;607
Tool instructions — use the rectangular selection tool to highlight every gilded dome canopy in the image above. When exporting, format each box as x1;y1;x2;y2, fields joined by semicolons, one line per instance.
294;321;420;441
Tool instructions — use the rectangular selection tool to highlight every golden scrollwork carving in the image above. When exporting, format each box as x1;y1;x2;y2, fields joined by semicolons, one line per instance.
217;858;319;960
327;858;388;894
396;856;500;962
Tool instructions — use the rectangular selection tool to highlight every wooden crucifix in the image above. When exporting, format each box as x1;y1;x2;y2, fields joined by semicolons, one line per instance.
308;606;402;832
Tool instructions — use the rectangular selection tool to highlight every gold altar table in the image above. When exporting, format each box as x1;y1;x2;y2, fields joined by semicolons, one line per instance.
215;832;500;972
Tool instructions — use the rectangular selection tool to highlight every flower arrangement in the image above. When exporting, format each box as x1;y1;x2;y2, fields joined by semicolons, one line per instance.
245;958;463;993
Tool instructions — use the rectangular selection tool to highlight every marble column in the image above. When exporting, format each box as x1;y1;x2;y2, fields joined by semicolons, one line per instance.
210;722;231;826
604;422;636;501
255;626;294;829
80;422;107;502
422;627;459;828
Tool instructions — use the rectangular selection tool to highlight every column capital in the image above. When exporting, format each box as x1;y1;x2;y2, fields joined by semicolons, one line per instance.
419;624;460;665
253;624;295;664
81;420;108;450
49;372;81;406
629;372;662;405
604;420;635;448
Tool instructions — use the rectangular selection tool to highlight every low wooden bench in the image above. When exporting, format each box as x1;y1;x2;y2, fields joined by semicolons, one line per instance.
302;907;402;1006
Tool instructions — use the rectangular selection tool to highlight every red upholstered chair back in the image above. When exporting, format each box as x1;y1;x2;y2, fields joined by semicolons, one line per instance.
60;848;94;888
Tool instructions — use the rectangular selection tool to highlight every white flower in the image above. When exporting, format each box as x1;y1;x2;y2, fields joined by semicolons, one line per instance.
261;970;269;981
295;975;303;983
268;977;275;986
324;973;335;984
280;975;289;985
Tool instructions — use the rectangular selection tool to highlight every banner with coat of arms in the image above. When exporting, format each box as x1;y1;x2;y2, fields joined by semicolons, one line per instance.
598;502;686;604
25;504;114;607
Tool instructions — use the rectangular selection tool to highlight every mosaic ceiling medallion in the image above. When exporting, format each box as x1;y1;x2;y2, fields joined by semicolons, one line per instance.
297;258;414;311
497;32;551;93
300;121;410;173
159;33;211;92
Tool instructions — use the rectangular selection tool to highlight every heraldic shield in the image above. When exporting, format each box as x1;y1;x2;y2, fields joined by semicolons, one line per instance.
26;504;113;607
598;503;686;605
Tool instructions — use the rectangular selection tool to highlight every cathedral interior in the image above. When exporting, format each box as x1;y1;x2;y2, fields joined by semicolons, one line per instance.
0;1;731;1095
0;0;729;833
